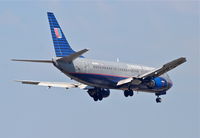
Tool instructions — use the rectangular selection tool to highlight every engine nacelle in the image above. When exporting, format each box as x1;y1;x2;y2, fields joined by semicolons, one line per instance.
147;77;167;89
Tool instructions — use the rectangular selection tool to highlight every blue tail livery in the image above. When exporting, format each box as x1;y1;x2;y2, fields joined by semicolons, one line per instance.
47;12;76;57
12;12;186;103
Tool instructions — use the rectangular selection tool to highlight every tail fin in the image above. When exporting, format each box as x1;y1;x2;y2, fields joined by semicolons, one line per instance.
47;12;76;57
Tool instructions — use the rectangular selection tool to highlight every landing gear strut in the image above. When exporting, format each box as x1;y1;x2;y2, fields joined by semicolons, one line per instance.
124;90;134;97
155;92;164;103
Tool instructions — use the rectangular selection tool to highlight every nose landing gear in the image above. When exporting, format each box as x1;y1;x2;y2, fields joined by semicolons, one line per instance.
155;91;166;103
156;97;162;103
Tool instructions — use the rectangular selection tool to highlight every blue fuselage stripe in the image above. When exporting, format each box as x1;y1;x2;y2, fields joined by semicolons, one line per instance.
69;72;128;88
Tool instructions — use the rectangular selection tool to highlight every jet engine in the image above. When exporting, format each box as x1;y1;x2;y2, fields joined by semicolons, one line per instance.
147;77;167;89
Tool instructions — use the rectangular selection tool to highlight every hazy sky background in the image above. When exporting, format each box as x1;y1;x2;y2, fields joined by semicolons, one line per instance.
1;1;199;138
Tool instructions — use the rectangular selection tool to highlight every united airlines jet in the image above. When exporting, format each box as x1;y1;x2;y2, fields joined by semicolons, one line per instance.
12;12;186;103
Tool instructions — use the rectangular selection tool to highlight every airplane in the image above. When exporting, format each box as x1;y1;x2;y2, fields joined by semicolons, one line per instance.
12;12;186;103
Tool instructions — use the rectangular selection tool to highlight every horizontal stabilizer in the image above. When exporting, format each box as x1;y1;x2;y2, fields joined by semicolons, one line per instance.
12;59;52;63
57;49;89;62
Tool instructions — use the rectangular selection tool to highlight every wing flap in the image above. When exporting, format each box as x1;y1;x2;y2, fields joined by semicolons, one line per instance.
117;77;133;86
117;77;142;86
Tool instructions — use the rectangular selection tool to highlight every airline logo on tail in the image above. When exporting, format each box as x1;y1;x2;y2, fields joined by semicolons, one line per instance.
54;28;62;38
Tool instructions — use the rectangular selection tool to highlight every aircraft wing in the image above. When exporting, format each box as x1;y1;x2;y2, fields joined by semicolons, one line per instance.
15;80;93;90
117;57;186;86
139;57;186;79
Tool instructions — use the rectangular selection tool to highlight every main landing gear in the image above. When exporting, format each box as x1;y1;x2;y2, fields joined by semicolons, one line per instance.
93;93;103;101
124;90;134;97
87;88;110;102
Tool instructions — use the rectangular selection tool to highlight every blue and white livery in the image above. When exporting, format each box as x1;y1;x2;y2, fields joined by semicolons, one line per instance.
12;12;186;103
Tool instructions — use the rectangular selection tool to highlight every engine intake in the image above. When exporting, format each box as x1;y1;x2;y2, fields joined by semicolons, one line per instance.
147;77;167;89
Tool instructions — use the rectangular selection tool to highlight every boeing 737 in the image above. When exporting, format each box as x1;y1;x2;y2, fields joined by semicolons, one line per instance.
13;12;186;103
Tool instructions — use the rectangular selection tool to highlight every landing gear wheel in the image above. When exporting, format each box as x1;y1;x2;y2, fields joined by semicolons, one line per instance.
93;96;98;101
129;91;134;96
98;94;103;101
124;90;134;97
124;90;129;97
156;97;162;103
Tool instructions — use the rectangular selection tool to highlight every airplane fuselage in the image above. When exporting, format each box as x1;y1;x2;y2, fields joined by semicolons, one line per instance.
53;58;172;93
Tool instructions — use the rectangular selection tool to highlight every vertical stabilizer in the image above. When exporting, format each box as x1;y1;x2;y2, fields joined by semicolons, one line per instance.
47;12;76;57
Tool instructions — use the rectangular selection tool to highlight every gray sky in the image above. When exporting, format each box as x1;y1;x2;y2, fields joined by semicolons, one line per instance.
1;1;199;138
